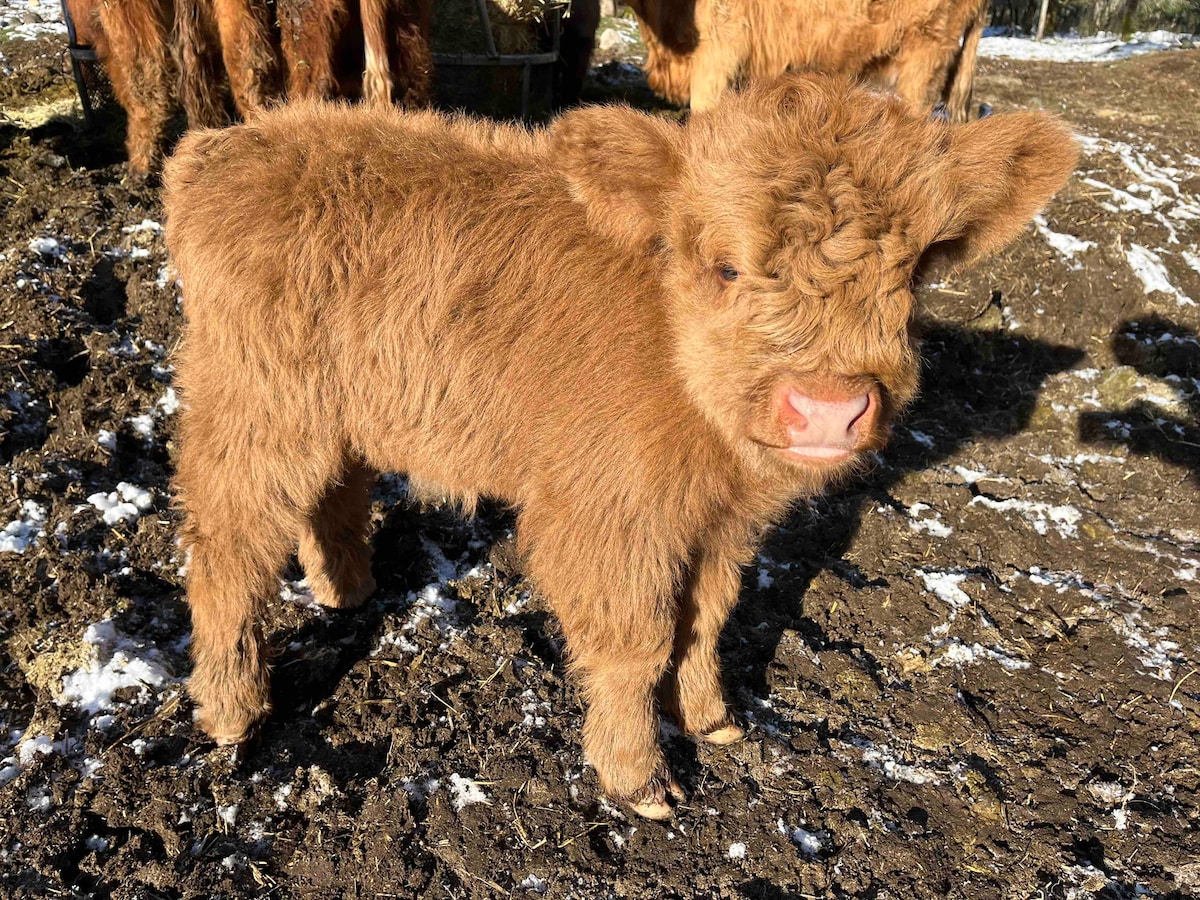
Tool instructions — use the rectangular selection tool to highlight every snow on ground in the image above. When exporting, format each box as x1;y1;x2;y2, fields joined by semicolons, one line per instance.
86;483;154;526
979;28;1195;62
58;620;177;714
0;500;46;553
0;0;63;41
448;773;491;810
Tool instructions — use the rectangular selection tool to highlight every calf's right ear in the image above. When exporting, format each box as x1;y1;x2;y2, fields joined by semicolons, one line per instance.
549;106;683;254
923;111;1079;270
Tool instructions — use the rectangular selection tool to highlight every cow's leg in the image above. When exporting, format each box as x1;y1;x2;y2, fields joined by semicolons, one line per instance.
687;9;746;111
212;0;280;115
175;0;229;128
360;0;393;105
391;0;433;108
521;510;681;819
661;542;747;744
297;461;377;610
95;0;172;175
178;414;338;744
891;40;949;117
278;0;344;99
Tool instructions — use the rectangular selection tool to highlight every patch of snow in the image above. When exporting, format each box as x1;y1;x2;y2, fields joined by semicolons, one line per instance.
969;495;1082;538
28;236;65;259
156;387;179;415
1033;214;1096;266
979;29;1196;63
400;777;440;801
97;430;117;451
777;819;828;855
517;874;547;894
1125;244;1194;305
87;483;153;525
919;570;972;608
727;842;747;860
1;501;46;553
17;735;57;765
906;503;953;537
855;741;941;785
127;414;155;440
272;784;293;811
932;638;1030;670
216;804;238;828
121;219;163;235
58;620;176;713
448;773;490;810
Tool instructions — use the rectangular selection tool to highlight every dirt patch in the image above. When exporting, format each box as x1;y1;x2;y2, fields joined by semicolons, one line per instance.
1;35;1198;900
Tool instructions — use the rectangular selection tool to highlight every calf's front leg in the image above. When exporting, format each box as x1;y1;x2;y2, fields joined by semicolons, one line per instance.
521;511;683;819
661;541;748;744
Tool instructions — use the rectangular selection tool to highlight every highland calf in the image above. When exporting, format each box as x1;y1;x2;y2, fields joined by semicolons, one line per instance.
628;0;989;121
164;76;1076;819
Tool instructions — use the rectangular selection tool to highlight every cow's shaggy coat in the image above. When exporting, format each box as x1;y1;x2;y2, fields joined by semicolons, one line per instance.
628;0;989;121
163;75;1076;818
68;0;431;175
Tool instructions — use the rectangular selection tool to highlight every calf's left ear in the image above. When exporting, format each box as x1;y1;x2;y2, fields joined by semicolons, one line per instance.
925;111;1079;268
549;105;683;254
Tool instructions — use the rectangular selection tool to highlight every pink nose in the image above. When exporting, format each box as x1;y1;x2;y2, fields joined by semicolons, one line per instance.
781;388;872;456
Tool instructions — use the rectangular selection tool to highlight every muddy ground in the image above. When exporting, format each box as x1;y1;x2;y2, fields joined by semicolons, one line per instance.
1;26;1198;900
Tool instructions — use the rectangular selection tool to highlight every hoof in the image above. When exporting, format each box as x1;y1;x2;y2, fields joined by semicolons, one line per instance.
313;572;376;610
630;797;675;820
622;769;686;821
699;723;745;746
194;699;269;747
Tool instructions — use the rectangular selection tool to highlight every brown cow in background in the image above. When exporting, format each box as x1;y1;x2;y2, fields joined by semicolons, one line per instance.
65;0;175;174
628;0;989;122
277;0;433;106
67;0;432;176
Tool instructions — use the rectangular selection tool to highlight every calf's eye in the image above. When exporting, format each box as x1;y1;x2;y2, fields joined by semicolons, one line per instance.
718;264;739;283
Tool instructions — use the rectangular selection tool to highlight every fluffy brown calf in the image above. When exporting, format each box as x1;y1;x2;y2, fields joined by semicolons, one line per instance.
628;0;988;122
164;75;1076;818
277;0;432;106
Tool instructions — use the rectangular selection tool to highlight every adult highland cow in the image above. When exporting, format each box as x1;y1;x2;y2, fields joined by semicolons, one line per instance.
628;0;989;121
163;74;1076;819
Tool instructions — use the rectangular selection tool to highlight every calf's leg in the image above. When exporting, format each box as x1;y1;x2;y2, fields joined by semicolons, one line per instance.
661;544;746;744
297;461;377;610
178;415;340;743
521;512;682;819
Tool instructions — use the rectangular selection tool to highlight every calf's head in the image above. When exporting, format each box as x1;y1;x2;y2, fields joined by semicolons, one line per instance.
553;75;1078;481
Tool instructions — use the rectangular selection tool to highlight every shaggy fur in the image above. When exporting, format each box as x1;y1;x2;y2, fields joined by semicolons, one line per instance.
277;0;432;106
163;75;1077;818
70;0;430;174
67;0;175;174
628;0;989;121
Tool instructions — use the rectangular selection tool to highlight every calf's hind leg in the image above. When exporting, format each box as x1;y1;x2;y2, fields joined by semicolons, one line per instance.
298;461;377;610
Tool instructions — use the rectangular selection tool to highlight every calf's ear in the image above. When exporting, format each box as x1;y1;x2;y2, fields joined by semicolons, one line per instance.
923;111;1079;270
549;105;683;253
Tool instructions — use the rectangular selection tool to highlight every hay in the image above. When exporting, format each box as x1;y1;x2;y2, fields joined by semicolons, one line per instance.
432;0;568;55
